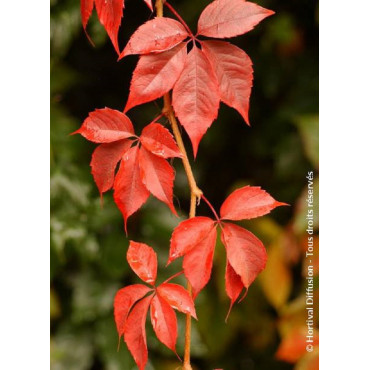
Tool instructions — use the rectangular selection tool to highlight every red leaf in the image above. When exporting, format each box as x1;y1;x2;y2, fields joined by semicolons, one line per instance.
114;284;152;338
202;40;253;125
168;217;215;264
157;283;197;318
197;0;274;39
220;185;287;220
183;225;217;297
80;0;94;30
113;146;150;231
125;43;187;112
143;0;153;11
73;108;135;143
90;140;132;195
221;223;267;289
150;294;178;353
140;123;182;159
225;261;244;320
138;146;177;215
127;241;158;285
119;18;189;58
95;0;124;54
124;294;153;370
173;47;220;156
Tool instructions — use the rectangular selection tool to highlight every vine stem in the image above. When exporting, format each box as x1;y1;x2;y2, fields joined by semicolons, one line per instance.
155;2;201;368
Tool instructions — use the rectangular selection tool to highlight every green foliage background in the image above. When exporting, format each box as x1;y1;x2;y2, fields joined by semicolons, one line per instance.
50;0;318;369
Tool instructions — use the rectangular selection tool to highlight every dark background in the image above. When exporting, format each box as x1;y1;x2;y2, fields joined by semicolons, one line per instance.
51;0;319;369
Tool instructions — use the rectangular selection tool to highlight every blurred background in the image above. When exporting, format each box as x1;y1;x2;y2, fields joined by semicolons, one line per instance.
50;0;318;369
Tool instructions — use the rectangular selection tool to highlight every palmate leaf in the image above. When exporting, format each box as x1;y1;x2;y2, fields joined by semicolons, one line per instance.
168;186;287;312
114;242;197;370
119;0;274;156
74;108;182;231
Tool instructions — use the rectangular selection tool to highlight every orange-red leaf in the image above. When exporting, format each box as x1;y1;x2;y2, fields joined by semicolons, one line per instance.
127;241;158;285
157;283;197;318
80;0;94;30
140;123;182;159
119;18;189;58
113;146;150;231
225;261;244;320
202;40;253;125
221;222;267;289
197;0;274;39
150;294;178;353
114;284;152;338
173;47;220;157
183;225;217;298
124;295;153;370
95;0;125;54
168;217;215;264
220;185;287;220
90;140;132;195
125;43;187;112
138;146;177;215
74;108;135;143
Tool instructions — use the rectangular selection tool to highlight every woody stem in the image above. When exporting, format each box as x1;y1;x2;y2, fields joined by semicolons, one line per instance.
155;2;200;368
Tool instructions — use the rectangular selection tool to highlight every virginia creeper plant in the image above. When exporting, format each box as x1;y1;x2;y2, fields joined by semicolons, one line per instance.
74;0;286;369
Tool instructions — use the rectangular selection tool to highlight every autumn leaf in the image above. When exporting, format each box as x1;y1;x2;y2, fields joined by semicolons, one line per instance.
72;108;135;143
202;40;253;125
138;146;177;216
120;17;190;58
114;241;197;369
173;46;220;157
125;43;187;112
90;140;132;196
197;0;274;38
168;186;287;314
140;123;182;159
114;146;150;232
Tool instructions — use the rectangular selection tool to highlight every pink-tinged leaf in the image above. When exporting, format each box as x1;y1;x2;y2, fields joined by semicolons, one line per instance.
127;241;158;285
81;0;94;30
113;146;150;232
173;47;220;156
143;0;153;11
197;0;274;38
225;261;244;320
95;0;124;54
183;226;217;298
90;140;132;195
73;108;135;143
119;18;189;58
124;295;153;370
220;186;288;221
202;40;253;125
157;283;197;318
150;294;178;353
138;146;177;215
140;123;182;159
168;217;215;264
221;223;267;289
125;43;187;112
114;284;152;338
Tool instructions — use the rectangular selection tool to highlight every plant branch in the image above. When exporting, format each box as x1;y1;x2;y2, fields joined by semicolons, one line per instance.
155;2;200;368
